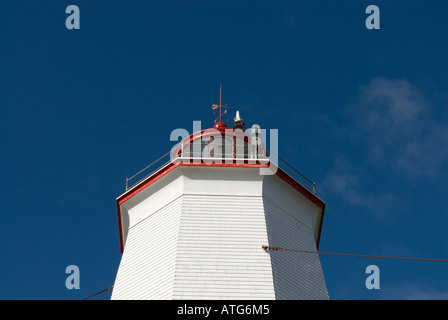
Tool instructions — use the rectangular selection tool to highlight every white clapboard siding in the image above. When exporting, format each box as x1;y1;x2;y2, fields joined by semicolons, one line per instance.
173;194;275;300
263;196;329;300
112;165;328;300
111;196;183;300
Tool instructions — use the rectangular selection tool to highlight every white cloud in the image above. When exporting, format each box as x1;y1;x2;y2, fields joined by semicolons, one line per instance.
320;77;448;219
349;77;448;179
320;157;402;220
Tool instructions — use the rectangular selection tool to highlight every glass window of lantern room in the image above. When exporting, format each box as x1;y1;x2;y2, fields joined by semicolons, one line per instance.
234;137;249;159
200;139;211;158
206;136;234;159
180;136;249;159
182;139;209;158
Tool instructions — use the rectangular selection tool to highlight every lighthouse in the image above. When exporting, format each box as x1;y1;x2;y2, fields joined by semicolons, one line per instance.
111;99;329;300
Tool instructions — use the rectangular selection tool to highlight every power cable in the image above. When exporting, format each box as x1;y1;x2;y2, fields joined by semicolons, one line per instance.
82;286;114;300
262;245;448;262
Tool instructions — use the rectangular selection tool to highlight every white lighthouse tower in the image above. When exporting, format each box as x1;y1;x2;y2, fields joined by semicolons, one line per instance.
111;101;328;300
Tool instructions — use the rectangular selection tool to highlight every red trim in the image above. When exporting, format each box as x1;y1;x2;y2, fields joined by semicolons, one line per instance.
274;168;325;210
316;205;325;249
274;167;325;249
116;160;269;252
117;162;178;205
116;200;124;253
116;160;325;252
178;160;269;168
116;161;180;252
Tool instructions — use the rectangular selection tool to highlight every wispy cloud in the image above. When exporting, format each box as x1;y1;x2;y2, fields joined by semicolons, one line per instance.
349;77;448;180
321;77;448;220
320;157;402;220
381;283;448;300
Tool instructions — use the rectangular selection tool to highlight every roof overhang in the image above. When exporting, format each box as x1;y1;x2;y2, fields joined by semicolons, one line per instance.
116;158;325;253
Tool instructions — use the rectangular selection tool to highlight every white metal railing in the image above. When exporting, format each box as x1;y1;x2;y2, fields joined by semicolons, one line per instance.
125;154;267;191
125;150;317;195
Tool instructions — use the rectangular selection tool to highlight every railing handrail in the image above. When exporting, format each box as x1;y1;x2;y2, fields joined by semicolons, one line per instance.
125;152;172;191
264;146;316;194
125;151;317;195
125;155;268;191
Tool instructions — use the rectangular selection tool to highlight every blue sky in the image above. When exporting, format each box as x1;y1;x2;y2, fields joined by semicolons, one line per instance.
1;0;447;300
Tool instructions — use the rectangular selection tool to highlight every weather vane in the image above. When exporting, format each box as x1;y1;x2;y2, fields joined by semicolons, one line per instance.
212;85;228;123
